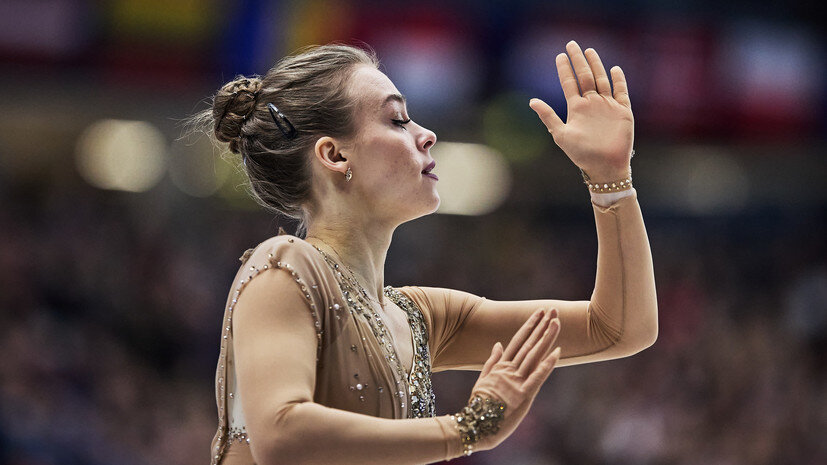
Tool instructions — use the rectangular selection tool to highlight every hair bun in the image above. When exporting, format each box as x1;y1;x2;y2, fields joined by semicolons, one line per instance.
213;76;263;152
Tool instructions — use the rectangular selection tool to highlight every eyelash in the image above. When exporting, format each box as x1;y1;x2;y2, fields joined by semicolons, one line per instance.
392;118;412;129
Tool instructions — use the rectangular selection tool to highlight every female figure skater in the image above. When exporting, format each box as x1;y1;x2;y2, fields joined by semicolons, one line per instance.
206;40;657;464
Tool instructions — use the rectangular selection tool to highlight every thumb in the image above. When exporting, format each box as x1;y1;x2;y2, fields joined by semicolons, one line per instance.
480;342;503;378
529;98;564;136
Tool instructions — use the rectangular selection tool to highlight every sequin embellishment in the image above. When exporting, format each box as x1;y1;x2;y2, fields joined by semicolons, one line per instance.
384;287;436;418
311;244;435;419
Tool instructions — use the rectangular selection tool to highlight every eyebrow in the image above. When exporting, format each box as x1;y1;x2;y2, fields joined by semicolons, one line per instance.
382;93;407;108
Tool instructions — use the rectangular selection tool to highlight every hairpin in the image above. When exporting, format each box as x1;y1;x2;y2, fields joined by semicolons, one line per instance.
267;103;297;139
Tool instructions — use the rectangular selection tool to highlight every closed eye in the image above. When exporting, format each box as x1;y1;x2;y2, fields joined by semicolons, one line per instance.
392;118;412;129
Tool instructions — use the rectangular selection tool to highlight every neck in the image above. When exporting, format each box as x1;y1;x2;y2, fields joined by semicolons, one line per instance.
305;217;395;306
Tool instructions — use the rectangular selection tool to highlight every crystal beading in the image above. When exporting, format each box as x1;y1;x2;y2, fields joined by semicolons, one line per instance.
384;287;436;418
311;245;436;418
450;395;507;457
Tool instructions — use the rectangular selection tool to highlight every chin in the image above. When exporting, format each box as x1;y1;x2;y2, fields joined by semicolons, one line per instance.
429;194;441;214
404;195;440;222
420;190;440;215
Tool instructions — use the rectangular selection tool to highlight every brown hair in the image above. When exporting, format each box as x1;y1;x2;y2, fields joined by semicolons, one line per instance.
195;43;379;234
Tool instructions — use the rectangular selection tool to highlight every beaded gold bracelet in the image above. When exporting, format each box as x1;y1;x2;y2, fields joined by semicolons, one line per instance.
449;394;507;457
579;150;635;193
580;166;632;193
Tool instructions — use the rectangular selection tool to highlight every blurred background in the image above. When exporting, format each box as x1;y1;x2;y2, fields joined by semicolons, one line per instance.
1;0;825;464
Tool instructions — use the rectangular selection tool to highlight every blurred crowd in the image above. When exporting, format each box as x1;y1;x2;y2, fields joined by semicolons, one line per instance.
1;170;824;465
2;1;825;464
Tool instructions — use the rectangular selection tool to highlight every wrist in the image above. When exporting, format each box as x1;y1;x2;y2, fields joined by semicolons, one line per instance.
591;187;636;207
579;149;635;187
448;394;507;457
435;415;464;461
580;165;633;193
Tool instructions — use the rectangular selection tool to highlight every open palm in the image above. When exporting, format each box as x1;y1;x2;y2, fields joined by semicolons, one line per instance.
529;40;634;183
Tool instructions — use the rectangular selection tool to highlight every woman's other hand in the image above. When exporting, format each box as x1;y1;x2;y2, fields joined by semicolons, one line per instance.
467;308;562;452
529;40;634;182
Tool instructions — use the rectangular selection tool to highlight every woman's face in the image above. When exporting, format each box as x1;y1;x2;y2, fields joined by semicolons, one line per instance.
341;65;439;225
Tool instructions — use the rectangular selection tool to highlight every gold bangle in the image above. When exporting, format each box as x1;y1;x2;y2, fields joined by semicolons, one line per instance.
450;395;507;457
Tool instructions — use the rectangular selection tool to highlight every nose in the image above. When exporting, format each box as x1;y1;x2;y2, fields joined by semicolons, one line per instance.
417;123;437;151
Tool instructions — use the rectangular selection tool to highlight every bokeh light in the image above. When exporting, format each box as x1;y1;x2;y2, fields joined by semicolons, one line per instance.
75;119;167;193
432;142;512;216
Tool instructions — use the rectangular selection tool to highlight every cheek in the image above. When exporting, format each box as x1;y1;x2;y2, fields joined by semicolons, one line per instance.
355;133;421;195
366;155;421;205
370;146;418;180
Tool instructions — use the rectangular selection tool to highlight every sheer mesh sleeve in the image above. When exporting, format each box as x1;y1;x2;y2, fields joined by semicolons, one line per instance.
396;189;658;371
395;286;487;373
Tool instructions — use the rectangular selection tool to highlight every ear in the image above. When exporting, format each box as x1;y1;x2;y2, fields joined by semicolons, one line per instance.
313;136;349;176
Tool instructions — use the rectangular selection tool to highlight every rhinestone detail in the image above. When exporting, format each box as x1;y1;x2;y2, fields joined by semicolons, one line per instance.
384;287;436;419
311;245;435;418
228;425;251;445
212;239;323;465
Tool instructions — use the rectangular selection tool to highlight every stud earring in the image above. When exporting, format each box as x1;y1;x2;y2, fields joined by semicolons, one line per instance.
345;167;352;182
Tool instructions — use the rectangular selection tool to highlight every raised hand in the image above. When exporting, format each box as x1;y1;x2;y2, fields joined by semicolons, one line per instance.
529;40;634;183
466;308;562;452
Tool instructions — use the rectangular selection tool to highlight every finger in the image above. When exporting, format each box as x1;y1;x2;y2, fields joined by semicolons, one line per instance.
611;66;631;108
480;342;503;378
511;313;550;367
517;317;559;378
502;309;546;361
538;316;561;361
565;40;596;95
534;309;560;362
540;309;561;359
522;347;562;393
529;98;564;135
555;53;580;101
584;48;611;96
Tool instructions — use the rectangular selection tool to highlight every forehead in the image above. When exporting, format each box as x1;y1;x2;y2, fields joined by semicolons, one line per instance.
349;65;404;111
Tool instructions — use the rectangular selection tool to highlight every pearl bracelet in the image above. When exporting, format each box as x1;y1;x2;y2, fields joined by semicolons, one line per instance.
579;150;634;193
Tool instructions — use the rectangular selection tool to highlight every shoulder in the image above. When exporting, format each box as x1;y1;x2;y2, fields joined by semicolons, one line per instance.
240;234;327;274
233;234;333;307
230;235;327;360
231;235;331;331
